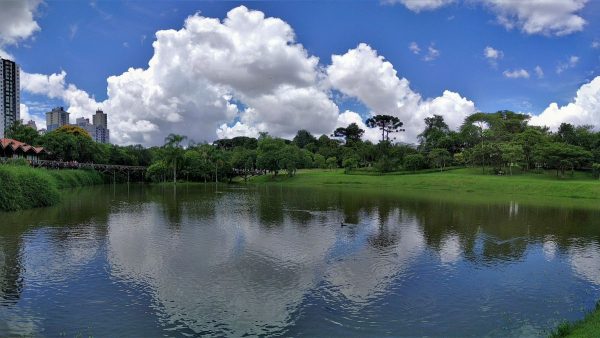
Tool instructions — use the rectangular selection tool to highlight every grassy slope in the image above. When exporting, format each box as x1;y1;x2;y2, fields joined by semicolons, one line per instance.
247;168;600;208
0;165;103;211
552;305;600;337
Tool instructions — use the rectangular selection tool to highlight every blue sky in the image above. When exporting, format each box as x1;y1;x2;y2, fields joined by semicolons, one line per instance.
2;0;600;145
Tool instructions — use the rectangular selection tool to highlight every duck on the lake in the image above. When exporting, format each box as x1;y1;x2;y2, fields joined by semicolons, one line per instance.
340;222;347;227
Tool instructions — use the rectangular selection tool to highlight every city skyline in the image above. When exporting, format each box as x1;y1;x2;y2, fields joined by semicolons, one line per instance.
1;1;600;146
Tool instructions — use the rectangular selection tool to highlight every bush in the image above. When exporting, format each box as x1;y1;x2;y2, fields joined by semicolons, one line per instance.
0;165;103;211
0;165;59;211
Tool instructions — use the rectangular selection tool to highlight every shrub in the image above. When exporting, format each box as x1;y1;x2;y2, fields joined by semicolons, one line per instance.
0;165;59;211
0;166;103;211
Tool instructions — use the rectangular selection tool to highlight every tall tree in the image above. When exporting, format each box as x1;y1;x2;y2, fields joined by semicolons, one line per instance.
418;115;450;152
365;115;404;142
163;133;187;184
5;121;40;145
292;129;317;149
333;123;365;144
428;148;452;172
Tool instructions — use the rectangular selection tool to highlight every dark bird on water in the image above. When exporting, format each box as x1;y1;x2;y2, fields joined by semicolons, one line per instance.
341;222;347;227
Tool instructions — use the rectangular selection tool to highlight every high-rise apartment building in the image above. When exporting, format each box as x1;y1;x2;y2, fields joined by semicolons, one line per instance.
25;119;37;130
92;109;110;143
46;107;70;132
0;58;20;138
76;111;110;144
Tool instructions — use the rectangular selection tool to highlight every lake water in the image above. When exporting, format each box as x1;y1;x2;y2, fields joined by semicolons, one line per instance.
0;184;599;337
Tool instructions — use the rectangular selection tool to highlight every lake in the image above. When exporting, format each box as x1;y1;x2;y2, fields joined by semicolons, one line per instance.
0;184;599;336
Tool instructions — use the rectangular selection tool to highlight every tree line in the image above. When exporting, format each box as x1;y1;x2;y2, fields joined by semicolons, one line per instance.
5;111;600;182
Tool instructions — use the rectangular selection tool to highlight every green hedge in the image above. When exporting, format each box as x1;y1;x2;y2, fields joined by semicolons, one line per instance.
0;165;103;211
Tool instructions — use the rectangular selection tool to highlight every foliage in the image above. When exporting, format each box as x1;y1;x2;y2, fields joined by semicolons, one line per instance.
292;129;317;149
326;156;337;170
549;301;600;338
404;154;426;172
333;123;365;144
366;114;405;142
0;165;102;211
146;160;169;183
342;156;359;172
5;120;40;145
428;148;452;171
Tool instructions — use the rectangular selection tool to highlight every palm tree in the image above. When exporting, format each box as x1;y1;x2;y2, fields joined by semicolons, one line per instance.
163;133;187;184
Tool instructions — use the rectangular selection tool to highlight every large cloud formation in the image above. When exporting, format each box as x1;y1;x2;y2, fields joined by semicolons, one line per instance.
20;6;478;145
530;76;600;129
0;0;42;58
387;0;588;36
327;43;476;142
22;6;343;145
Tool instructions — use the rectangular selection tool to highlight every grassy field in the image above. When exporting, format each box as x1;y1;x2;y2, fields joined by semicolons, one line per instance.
552;304;600;337
246;167;600;209
0;164;104;211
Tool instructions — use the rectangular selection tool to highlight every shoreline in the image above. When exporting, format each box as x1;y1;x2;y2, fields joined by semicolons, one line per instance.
551;303;600;337
242;168;600;210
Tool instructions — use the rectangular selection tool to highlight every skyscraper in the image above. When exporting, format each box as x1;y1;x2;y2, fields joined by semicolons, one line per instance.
46;107;70;132
92;109;110;143
0;58;20;139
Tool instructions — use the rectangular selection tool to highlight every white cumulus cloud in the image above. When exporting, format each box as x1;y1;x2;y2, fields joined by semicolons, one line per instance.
530;76;600;130
484;46;503;67
482;0;588;36
503;68;530;79
20;6;340;145
384;0;455;12
388;0;589;36
0;0;42;46
327;43;475;142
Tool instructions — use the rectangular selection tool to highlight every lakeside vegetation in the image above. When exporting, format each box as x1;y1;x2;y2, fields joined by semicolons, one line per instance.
6;110;600;185
551;303;600;338
0;161;103;211
242;168;600;209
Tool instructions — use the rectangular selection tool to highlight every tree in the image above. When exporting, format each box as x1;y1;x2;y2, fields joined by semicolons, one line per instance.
231;147;256;180
313;153;326;169
5;121;40;145
404;154;425;172
428;148;452;172
256;136;287;176
365;115;405;142
55;125;93;139
418;115;449;152
534;142;592;177
292;129;317;149
163;133;187;184
592;163;600;180
333;123;364;144
39;127;98;162
499;143;524;175
146;160;169;182
278;145;303;177
326;156;337;170
342;156;359;172
514;127;547;171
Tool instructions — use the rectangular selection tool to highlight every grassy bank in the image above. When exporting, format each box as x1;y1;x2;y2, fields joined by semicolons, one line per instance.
0;165;103;211
551;303;600;337
246;168;600;209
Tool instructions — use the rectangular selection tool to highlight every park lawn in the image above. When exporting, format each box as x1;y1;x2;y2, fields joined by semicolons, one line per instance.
246;167;600;209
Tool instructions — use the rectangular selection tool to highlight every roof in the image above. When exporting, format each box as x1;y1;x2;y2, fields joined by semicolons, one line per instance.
0;138;47;154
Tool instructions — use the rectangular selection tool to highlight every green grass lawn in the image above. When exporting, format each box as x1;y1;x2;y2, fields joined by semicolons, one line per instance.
552;304;600;337
246;167;600;209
